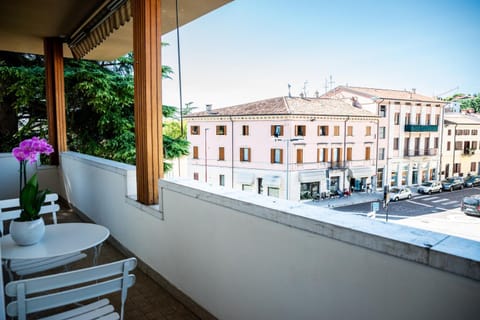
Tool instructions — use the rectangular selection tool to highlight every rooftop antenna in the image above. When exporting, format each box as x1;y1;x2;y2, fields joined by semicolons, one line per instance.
329;75;335;91
288;83;292;97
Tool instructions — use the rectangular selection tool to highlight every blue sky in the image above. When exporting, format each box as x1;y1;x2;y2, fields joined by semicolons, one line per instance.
162;0;480;110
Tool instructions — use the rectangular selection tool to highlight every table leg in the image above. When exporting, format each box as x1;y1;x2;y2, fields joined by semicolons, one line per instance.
92;243;104;266
2;259;14;282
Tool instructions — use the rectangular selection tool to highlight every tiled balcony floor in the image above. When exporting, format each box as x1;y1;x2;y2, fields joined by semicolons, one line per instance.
7;207;200;320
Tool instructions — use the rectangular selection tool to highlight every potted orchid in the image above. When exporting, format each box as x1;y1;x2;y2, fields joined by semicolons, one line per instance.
10;137;54;245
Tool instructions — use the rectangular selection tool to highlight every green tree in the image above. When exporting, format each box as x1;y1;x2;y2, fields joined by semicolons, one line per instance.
0;51;188;172
460;95;480;113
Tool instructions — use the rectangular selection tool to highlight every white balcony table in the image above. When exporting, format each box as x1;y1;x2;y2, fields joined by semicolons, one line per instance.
1;223;109;279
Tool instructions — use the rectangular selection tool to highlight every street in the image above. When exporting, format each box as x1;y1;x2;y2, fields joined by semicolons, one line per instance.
333;186;480;242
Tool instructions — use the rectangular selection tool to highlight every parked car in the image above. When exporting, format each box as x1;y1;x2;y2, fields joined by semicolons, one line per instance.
417;181;443;194
389;187;412;201
461;195;480;217
441;177;464;191
464;175;480;188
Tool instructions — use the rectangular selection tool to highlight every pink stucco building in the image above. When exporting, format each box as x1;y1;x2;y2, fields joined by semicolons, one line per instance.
185;96;379;201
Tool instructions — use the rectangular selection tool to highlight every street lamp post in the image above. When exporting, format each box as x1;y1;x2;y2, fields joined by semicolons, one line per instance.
204;128;209;183
275;137;303;200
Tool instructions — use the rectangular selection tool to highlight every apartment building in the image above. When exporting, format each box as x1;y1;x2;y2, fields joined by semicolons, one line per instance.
323;86;446;188
185;97;379;201
441;112;480;178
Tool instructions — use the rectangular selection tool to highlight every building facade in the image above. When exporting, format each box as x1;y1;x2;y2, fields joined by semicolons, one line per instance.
441;112;480;179
185;97;379;201
323;86;446;188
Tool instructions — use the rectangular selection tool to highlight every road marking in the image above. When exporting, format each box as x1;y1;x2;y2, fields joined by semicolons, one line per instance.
415;195;430;199
406;200;433;207
442;201;459;206
431;198;449;203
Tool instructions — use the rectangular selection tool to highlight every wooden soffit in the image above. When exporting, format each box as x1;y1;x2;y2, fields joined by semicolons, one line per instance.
0;0;232;61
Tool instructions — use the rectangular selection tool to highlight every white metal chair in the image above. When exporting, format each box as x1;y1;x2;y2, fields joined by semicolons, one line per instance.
5;257;137;320
0;194;87;279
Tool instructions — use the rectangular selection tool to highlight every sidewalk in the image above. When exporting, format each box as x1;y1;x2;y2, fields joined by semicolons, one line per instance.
306;191;383;208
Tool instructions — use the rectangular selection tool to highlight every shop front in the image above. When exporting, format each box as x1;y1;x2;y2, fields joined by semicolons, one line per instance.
298;170;327;200
348;166;376;191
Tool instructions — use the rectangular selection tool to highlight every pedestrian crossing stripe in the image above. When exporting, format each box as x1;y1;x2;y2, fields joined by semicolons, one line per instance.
431;198;449;203
415;195;430;199
442;201;458;206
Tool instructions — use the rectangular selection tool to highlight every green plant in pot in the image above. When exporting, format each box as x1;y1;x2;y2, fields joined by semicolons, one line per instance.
10;137;54;245
19;174;49;221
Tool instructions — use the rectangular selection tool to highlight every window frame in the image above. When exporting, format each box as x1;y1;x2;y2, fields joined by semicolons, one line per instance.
216;125;227;135
379;127;386;139
218;147;225;161
295;125;306;137
271;125;284;137
190;126;200;135
318;125;329;136
347;126;353;136
271;148;284;164
192;146;199;159
296;148;303;164
242;125;249;136
334;126;340;136
240;147;251;162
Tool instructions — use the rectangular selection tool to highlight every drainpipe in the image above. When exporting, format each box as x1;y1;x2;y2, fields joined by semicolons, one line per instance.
452;123;457;177
230;116;234;188
375;118;379;190
438;105;445;180
375;98;386;186
343;116;349;191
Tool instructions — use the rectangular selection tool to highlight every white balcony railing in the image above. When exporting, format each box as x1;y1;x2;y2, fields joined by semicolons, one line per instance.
2;152;478;320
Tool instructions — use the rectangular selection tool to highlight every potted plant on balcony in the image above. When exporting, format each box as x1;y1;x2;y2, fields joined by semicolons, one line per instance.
10;137;54;246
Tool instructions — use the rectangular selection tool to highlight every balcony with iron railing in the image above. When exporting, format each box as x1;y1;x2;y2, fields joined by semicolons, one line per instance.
404;148;438;157
404;124;439;132
1;152;479;319
462;149;476;156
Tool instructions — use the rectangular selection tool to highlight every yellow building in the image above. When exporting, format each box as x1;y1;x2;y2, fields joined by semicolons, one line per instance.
441;112;480;178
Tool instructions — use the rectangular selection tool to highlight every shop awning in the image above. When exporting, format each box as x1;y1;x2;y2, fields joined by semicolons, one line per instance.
348;166;375;178
298;170;326;183
69;0;132;59
236;172;255;185
263;175;282;187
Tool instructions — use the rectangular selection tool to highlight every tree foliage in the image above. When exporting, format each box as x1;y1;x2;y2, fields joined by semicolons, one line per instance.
0;51;189;172
460;95;480;113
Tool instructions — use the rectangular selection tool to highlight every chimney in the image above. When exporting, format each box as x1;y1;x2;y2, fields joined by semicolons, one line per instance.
206;104;212;112
412;88;416;94
315;90;319;98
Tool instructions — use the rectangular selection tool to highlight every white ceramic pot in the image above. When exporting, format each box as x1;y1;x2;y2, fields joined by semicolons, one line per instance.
10;217;45;246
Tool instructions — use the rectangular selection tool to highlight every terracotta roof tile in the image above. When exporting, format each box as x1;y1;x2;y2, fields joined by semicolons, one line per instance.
324;86;444;103
185;96;377;118
444;112;480;125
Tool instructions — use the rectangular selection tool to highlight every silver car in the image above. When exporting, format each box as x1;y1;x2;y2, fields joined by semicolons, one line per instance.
390;187;413;201
417;181;443;195
462;195;480;217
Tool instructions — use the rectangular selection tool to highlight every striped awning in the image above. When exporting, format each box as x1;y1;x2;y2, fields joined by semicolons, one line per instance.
68;0;132;59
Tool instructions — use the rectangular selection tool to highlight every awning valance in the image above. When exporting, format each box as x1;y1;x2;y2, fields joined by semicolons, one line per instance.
69;0;132;59
348;166;375;178
298;170;326;183
236;172;255;185
263;175;282;187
